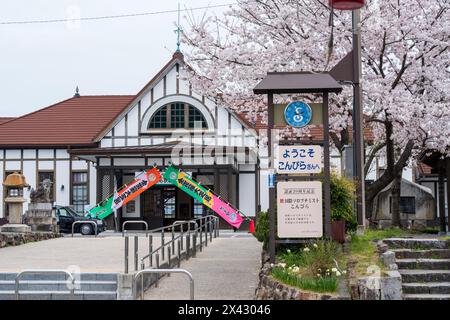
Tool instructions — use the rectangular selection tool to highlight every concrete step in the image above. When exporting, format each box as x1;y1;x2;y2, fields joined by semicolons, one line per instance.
403;293;450;300
403;282;450;294
384;238;449;250
393;249;450;259
0;280;117;292
399;269;450;283
0;273;117;281
396;259;450;270
0;290;117;300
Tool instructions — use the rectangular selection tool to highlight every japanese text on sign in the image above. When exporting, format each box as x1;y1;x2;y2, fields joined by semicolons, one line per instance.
276;145;322;174
277;181;323;238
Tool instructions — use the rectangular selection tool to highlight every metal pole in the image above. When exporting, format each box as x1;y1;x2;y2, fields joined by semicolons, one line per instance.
193;230;197;257
134;236;139;272
209;218;213;242
155;253;160;287
172;226;175;255
180;224;184;251
199;219;203;252
323;92;331;238
177;239;181;267
167;246;171;275
268;92;276;264
149;235;153;267
161;230;165;261
352;9;366;228
204;218;208;247
124;236;129;274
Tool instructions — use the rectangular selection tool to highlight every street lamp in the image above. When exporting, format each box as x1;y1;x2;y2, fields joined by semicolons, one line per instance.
329;0;366;229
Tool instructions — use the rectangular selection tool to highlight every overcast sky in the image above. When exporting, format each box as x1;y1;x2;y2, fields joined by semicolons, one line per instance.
0;0;229;116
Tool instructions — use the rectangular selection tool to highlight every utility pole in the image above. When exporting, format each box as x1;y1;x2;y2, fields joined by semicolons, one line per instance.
352;9;366;228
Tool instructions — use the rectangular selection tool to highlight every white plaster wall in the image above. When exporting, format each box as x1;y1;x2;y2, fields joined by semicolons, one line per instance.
239;174;256;217
100;139;113;148
23;150;36;159
72;160;87;171
166;66;177;95
113;158;145;166
56;149;70;159
38;149;53;159
141;92;151;111
89;163;97;208
5;150;20;159
153;80;164;102
56;160;70;206
259;170;269;212
127;105;139;136
38;161;54;170
217;108;229;134
22;161;36;213
5;161;21;171
179;70;190;95
114;118;126;137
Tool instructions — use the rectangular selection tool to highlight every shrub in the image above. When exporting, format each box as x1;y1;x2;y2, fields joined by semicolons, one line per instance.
272;267;338;293
254;211;269;249
330;174;357;231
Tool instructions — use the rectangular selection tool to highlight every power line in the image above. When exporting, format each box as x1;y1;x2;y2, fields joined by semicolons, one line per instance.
0;3;237;25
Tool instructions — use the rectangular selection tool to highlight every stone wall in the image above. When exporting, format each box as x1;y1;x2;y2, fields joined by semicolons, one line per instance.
0;232;61;248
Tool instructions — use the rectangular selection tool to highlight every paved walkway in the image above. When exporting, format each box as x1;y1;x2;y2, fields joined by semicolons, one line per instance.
144;233;262;300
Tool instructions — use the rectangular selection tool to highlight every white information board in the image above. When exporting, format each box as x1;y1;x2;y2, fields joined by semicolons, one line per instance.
277;181;323;238
276;145;322;174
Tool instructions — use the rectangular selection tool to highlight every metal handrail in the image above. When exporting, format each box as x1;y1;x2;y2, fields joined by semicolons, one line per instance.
134;269;194;300
138;216;218;271
71;220;98;237
15;270;75;300
122;220;149;236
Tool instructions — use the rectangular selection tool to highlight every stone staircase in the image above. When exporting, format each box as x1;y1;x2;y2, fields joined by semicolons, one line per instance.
383;238;450;300
0;273;118;300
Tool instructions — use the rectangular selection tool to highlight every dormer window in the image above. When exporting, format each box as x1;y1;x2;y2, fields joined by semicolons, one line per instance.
148;102;208;130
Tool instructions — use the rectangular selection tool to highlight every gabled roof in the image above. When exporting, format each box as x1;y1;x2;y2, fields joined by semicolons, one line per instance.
0;95;134;148
93;51;186;142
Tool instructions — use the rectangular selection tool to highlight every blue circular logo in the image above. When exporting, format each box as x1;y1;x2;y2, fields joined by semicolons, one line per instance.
284;101;313;128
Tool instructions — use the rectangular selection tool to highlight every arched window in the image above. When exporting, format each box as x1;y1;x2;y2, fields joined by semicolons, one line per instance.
148;103;208;129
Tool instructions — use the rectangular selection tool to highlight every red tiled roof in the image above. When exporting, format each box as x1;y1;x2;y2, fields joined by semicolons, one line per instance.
0;117;15;125
0;95;135;147
417;162;433;176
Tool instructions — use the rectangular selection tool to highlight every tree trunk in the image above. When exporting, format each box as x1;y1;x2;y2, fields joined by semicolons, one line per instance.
391;171;402;227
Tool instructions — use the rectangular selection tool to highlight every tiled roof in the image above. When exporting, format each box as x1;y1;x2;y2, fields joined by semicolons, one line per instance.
0;117;15;125
0;95;135;147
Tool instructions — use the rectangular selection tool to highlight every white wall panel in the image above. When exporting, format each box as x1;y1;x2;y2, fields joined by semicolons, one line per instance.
56;160;70;206
23;150;36;159
38;161;54;170
239;174;256;216
259;171;269;212
89;163;97;207
166;66;177;96
0;162;3;217
5;161;21;171
100;139;113;148
113;158;145;166
99;158;111;166
56;149;70;159
5;150;20;159
38;149;54;159
72;160;87;171
127;106;139;136
153;81;164;102
114;118;126;136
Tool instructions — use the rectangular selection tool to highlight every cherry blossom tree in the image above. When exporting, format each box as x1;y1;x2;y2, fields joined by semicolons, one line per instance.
182;0;450;224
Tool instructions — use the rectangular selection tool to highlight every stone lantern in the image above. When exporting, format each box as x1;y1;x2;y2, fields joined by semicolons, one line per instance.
1;172;31;233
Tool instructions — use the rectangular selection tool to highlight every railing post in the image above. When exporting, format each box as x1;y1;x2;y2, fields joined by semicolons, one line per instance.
193;230;197;257
155;253;160;287
167;246;171;277
209;217;213;242
172;226;175;255
186;231;190;260
177;239;181;267
199;219;203;252
204;218;208;248
149;235;153;267
124;236;129;274
134;236;139;272
180;224;184;251
161;230;165;261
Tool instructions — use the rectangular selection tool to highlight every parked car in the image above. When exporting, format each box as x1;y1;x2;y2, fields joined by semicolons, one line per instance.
54;205;106;235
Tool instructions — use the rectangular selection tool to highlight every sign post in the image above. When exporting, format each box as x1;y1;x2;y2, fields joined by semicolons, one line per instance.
254;72;342;263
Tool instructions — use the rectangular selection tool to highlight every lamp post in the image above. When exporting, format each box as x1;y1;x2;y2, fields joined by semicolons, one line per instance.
329;0;366;229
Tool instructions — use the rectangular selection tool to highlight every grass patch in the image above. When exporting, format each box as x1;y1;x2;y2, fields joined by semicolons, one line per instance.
347;228;412;275
272;267;338;293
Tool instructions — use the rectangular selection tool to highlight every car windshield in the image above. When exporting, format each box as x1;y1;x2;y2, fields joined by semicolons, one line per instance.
66;207;85;217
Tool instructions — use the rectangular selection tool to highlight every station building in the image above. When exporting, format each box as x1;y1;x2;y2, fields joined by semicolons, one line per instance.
0;52;266;229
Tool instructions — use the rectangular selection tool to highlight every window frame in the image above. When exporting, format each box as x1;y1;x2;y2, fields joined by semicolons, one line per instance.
147;102;208;131
71;171;89;214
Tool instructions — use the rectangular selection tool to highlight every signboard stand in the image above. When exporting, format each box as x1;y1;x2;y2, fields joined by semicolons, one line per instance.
254;72;342;263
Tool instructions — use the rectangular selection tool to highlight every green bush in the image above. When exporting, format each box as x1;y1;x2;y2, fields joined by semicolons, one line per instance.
330;174;357;231
254;211;269;249
272;267;338;293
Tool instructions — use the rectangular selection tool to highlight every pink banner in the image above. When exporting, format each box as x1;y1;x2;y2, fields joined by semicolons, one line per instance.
211;195;244;229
